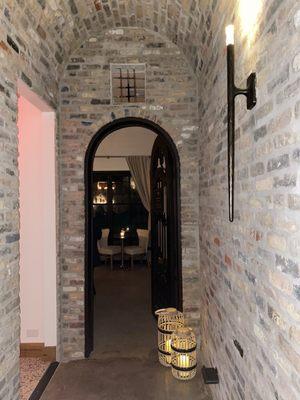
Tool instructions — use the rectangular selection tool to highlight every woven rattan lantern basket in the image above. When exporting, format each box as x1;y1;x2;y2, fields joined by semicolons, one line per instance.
171;327;197;380
155;308;184;367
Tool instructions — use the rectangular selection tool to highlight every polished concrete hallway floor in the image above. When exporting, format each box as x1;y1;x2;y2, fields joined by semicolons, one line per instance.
92;265;156;360
41;266;212;400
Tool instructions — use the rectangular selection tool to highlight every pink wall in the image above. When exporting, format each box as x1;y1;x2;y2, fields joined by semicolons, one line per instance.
18;88;57;346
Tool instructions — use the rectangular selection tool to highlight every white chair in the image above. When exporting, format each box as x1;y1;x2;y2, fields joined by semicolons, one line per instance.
124;229;149;269
97;229;121;270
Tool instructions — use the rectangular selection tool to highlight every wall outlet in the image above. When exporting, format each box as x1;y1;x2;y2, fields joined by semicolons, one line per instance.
26;329;39;338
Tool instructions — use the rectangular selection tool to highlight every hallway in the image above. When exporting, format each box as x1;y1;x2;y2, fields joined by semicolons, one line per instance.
1;2;299;400
40;267;212;400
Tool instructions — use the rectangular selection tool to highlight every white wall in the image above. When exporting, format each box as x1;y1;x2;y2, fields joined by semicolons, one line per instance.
93;157;129;171
41;112;57;347
18;85;57;346
93;126;156;171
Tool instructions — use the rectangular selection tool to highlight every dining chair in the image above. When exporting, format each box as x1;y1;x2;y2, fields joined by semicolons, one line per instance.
97;229;121;270
124;229;149;269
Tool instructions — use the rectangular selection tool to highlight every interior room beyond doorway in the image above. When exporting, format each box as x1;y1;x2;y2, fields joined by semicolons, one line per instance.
91;126;157;358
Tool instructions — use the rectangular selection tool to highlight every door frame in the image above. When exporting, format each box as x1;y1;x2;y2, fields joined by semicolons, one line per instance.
150;136;181;314
84;117;182;357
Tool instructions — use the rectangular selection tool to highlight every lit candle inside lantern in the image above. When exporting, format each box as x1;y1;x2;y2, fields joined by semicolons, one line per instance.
226;24;234;45
179;354;189;369
156;308;184;367
165;339;172;364
120;229;125;239
170;326;197;380
165;339;171;353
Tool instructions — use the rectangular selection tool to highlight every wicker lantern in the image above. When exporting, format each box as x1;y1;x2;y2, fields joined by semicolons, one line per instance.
171;327;197;380
155;308;184;367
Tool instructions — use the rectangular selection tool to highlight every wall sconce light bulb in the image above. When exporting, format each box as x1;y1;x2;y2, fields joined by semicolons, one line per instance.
226;24;235;45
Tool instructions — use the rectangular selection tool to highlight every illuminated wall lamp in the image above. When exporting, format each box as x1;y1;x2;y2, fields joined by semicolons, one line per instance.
226;24;257;222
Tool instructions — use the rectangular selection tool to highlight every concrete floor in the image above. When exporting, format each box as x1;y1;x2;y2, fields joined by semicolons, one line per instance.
91;265;156;360
41;265;212;400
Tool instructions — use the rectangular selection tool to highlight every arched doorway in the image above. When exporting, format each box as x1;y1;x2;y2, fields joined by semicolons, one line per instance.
84;117;182;357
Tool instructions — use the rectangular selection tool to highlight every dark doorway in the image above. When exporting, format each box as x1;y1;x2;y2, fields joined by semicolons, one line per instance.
84;117;182;357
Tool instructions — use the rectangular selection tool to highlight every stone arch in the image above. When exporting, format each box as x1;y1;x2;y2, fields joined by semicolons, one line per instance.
14;0;208;75
58;25;200;360
87;108;182;148
58;26;198;85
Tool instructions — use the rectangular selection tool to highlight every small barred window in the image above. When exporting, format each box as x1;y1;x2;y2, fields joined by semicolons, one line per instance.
111;64;146;105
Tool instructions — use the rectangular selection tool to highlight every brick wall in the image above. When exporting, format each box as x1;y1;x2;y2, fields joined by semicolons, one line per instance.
0;1;300;399
0;2;59;399
198;1;300;400
59;27;199;359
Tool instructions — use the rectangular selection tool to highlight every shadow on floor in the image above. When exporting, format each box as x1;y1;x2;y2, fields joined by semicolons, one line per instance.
41;266;212;400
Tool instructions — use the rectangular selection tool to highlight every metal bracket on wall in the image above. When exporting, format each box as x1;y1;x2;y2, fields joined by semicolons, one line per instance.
227;42;257;222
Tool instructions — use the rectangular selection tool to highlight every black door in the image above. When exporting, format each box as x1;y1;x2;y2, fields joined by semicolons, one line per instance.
151;136;182;314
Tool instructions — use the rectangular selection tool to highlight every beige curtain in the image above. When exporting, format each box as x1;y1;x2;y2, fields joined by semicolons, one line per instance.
126;156;151;228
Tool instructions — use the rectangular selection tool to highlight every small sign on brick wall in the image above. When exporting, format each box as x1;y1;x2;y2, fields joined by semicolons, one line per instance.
110;63;146;105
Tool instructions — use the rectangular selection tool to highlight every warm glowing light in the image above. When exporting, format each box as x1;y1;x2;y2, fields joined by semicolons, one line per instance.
130;177;136;190
238;0;262;43
165;339;172;363
94;194;107;204
179;354;190;368
226;24;234;45
165;339;172;353
171;327;197;380
97;181;109;191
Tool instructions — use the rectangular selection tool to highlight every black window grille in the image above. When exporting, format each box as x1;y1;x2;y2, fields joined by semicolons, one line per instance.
111;64;145;104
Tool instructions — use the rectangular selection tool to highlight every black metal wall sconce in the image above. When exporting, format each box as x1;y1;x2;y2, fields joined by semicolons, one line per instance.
226;25;257;222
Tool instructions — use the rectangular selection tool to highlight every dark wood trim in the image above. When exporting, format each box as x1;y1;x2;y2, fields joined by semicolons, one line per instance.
20;343;56;361
84;117;182;357
93;170;129;174
29;362;59;400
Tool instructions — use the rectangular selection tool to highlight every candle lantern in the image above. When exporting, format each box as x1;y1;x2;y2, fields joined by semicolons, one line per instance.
120;229;125;239
155;308;184;367
120;229;126;268
171;327;197;380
